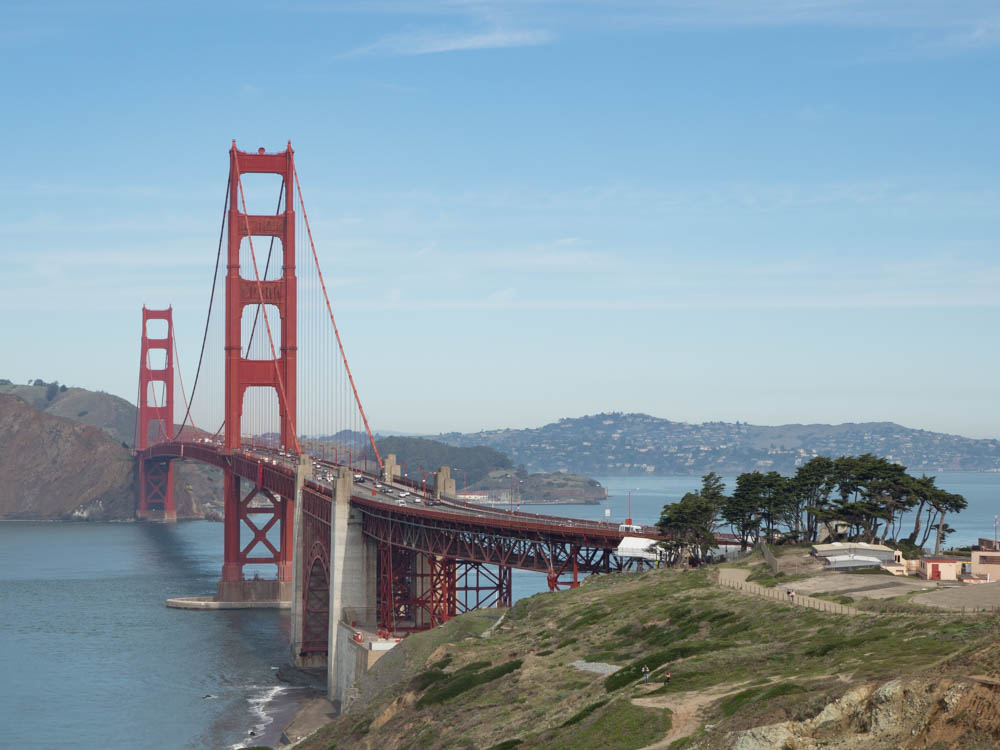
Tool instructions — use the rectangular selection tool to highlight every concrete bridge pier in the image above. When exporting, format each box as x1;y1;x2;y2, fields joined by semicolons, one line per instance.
382;453;401;482
289;467;379;706
435;466;456;498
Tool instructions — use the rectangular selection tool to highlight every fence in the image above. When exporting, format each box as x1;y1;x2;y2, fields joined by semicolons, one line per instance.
761;543;783;573
717;569;860;616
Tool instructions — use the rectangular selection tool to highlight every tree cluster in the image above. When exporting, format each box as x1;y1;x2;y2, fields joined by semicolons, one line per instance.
656;455;967;564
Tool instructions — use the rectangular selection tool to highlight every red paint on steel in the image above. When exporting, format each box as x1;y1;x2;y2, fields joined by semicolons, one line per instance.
227;143;299;454
221;143;299;585
137;306;175;519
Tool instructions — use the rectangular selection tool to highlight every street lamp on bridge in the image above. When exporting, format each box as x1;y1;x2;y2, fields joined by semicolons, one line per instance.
417;466;429;498
625;487;640;526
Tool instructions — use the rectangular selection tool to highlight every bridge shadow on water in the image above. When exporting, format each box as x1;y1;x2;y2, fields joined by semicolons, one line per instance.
136;520;223;583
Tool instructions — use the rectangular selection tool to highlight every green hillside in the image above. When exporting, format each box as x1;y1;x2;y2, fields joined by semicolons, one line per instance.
296;564;1000;750
376;436;513;485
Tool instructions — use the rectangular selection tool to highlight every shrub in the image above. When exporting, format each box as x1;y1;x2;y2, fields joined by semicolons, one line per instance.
412;669;448;691
417;660;523;707
759;682;806;701
560;699;609;727
719;687;763;716
455;660;492;674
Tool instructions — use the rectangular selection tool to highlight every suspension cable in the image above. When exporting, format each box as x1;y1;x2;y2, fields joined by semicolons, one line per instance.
172;334;199;434
244;179;284;357
293;163;382;468
174;178;230;442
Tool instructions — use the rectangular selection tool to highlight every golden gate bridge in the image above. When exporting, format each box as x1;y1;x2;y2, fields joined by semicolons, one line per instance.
132;142;704;703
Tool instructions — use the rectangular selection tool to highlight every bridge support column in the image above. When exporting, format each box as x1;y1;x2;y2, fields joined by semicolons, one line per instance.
435;466;456;499
327;468;377;707
289;455;313;663
382;453;400;483
217;459;307;604
135;306;176;522
138;458;176;522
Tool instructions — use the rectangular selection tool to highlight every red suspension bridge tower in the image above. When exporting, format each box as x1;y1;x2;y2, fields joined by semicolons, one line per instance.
219;142;299;601
136;306;176;521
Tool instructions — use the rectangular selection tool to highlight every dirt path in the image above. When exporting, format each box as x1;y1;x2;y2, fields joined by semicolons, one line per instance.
631;681;759;749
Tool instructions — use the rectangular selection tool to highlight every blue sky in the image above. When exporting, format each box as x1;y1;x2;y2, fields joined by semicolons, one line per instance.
1;1;998;438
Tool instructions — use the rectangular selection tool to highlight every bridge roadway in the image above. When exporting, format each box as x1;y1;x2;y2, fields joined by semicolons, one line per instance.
139;439;666;569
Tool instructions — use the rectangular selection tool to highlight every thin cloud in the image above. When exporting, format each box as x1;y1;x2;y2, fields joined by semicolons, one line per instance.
342;27;553;57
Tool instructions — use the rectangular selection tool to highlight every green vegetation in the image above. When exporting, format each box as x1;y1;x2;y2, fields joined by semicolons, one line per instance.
541;699;670;750
297;566;1000;750
811;592;855;606
417;659;523;707
375;436;512;486
560;699;610;727
744;566;811;588
659;456;968;566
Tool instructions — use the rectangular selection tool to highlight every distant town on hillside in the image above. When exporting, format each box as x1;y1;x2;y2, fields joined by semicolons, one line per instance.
433;413;1000;476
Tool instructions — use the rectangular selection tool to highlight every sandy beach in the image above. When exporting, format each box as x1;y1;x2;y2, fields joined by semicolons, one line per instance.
231;688;334;749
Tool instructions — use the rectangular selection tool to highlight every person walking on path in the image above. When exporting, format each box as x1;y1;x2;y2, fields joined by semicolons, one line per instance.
642;665;650;684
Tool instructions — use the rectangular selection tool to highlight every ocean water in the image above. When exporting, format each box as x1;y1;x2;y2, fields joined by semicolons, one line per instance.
0;521;293;750
3;472;998;747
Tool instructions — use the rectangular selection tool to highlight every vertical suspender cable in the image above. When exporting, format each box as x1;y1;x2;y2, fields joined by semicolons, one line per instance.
291;165;382;465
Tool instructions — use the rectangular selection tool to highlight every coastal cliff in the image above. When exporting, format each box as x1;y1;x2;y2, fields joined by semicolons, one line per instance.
0;393;136;519
0;387;223;520
294;566;1000;750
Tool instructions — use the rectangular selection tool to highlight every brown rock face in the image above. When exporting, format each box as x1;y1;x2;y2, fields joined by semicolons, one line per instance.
0;394;137;519
0;385;225;520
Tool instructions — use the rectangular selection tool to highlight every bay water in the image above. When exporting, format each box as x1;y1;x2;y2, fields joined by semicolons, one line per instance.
2;472;998;748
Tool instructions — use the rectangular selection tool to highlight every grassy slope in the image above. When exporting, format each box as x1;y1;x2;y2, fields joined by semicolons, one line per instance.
296;567;999;750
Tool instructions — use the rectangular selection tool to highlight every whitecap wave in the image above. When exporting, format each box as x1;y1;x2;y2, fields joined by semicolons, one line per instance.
228;684;287;750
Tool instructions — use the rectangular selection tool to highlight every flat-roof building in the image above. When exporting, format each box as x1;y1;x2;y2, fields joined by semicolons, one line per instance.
811;542;895;570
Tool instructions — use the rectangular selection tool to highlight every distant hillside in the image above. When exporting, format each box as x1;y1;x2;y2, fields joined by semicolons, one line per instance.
0;393;136;519
375;436;512;486
0;381;222;518
0;381;137;447
437;412;1000;475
